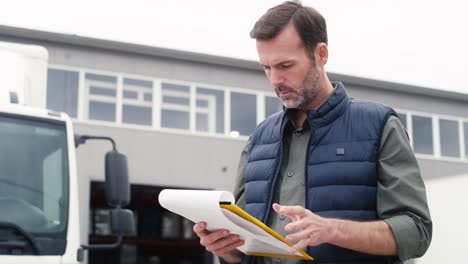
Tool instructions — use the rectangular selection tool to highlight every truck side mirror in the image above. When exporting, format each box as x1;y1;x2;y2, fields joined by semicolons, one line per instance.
105;150;130;208
110;208;135;235
77;135;135;258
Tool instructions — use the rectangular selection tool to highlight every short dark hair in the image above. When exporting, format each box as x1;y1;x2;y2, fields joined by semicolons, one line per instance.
250;1;328;55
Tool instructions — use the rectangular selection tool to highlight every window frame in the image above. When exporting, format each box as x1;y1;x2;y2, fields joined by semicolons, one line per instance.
159;80;192;131
397;108;468;163
438;115;462;159
409;111;435;158
121;77;154;126
49;64;270;140
47;64;468;162
46;68;80;118
460;119;468;161
84;72;118;123
229;89;259;137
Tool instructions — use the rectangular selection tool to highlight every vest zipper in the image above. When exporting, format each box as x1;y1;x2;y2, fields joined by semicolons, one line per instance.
304;128;314;214
302;122;316;257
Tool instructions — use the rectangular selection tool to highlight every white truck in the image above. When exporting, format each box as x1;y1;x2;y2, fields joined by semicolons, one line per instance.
0;42;134;263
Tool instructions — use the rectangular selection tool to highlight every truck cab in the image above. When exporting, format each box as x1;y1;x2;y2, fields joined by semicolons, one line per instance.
0;42;133;264
0;105;82;263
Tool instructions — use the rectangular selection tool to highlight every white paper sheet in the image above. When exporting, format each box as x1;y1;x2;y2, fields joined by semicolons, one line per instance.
158;189;304;257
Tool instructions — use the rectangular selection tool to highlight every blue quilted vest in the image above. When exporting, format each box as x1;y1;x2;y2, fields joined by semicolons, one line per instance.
242;82;396;264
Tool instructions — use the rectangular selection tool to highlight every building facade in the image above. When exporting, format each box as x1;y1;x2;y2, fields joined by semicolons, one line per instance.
1;25;467;263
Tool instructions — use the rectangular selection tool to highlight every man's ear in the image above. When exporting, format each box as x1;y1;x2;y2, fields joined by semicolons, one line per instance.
314;42;328;66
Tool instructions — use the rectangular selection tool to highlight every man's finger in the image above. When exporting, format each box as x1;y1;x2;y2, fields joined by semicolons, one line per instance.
284;218;310;232
272;203;282;214
213;240;245;256
200;229;230;246
193;222;208;236
206;234;241;252
273;203;307;218
285;228;311;242
291;238;310;253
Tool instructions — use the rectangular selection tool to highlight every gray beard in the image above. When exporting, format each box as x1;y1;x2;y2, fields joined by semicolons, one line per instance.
297;70;320;109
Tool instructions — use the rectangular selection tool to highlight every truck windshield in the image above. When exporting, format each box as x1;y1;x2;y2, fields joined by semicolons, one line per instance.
0;114;69;255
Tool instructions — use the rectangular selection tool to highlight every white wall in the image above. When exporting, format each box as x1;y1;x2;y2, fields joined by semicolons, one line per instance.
417;174;468;263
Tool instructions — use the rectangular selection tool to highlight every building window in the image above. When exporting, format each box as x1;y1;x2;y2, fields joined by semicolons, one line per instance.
231;92;256;136
46;69;79;117
439;119;460;158
464;122;468;159
160;82;190;130
397;112;407;130
85;73;117;122
196;87;224;133
122;78;153;126
412;115;433;155
265;96;283;118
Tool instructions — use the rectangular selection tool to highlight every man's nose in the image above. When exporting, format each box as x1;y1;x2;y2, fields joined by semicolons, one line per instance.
269;69;284;87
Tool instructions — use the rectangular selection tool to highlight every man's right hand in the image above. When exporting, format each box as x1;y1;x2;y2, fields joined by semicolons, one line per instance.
193;222;244;263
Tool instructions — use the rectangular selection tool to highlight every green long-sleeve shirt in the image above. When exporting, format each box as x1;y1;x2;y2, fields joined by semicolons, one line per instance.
231;115;432;264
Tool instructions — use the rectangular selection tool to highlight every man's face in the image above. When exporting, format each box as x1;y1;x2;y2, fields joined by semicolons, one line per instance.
256;23;321;109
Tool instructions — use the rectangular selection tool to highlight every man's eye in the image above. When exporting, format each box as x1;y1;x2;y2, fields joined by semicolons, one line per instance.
280;64;291;69
263;66;271;71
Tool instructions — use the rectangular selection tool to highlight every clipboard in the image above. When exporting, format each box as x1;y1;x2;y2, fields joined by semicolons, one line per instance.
158;189;313;260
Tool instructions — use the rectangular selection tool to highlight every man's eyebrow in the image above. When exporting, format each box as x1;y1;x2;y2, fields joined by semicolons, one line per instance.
260;60;295;68
276;60;294;66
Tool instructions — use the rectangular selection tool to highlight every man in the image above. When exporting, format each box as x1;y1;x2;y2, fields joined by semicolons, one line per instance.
194;1;432;263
